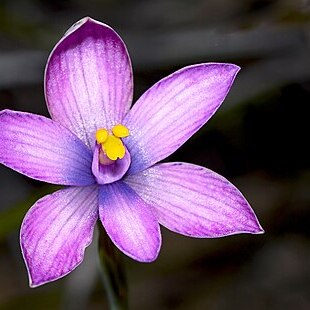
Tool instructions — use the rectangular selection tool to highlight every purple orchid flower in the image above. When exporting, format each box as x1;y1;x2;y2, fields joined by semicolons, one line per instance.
0;17;263;287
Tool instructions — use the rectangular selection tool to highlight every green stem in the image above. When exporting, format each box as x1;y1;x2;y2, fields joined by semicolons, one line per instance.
98;225;128;310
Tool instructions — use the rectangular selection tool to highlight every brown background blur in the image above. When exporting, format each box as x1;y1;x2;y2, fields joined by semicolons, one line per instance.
0;0;309;309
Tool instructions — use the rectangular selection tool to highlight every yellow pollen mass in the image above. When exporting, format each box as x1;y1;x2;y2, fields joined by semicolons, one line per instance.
112;124;130;138
102;135;126;161
96;128;108;144
96;124;129;162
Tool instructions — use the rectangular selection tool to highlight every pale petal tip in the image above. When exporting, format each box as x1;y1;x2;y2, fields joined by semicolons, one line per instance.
110;232;161;263
20;241;47;288
230;63;241;71
244;216;265;235
28;274;56;288
224;63;241;77
0;109;16;117
126;249;160;263
253;222;265;234
24;254;86;288
133;246;161;263
64;16;113;37
64;16;98;36
29;278;41;289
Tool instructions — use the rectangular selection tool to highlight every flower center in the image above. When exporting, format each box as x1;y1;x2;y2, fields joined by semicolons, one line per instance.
95;124;130;162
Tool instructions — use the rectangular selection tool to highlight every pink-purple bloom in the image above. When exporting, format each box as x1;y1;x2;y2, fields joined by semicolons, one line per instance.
0;17;263;287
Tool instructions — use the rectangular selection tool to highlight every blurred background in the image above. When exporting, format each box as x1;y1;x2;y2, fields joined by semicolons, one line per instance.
0;0;309;309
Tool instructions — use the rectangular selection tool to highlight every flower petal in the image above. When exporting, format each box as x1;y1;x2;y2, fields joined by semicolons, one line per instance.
0;110;95;186
20;186;98;287
45;17;133;149
99;182;161;262
125;162;263;237
124;63;240;173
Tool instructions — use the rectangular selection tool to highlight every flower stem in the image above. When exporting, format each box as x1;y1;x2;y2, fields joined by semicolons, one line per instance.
98;225;128;310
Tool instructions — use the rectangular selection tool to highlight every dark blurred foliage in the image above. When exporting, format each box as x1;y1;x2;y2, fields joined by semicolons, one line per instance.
0;0;309;309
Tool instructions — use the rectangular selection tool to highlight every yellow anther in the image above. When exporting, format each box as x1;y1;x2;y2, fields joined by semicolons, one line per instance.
96;128;108;144
96;124;129;162
112;124;130;138
102;135;126;161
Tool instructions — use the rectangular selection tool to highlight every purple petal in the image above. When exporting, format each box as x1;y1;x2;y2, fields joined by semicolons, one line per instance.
125;162;263;237
20;186;98;287
124;63;240;174
45;17;133;149
92;144;131;184
99;182;161;262
0;110;95;186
